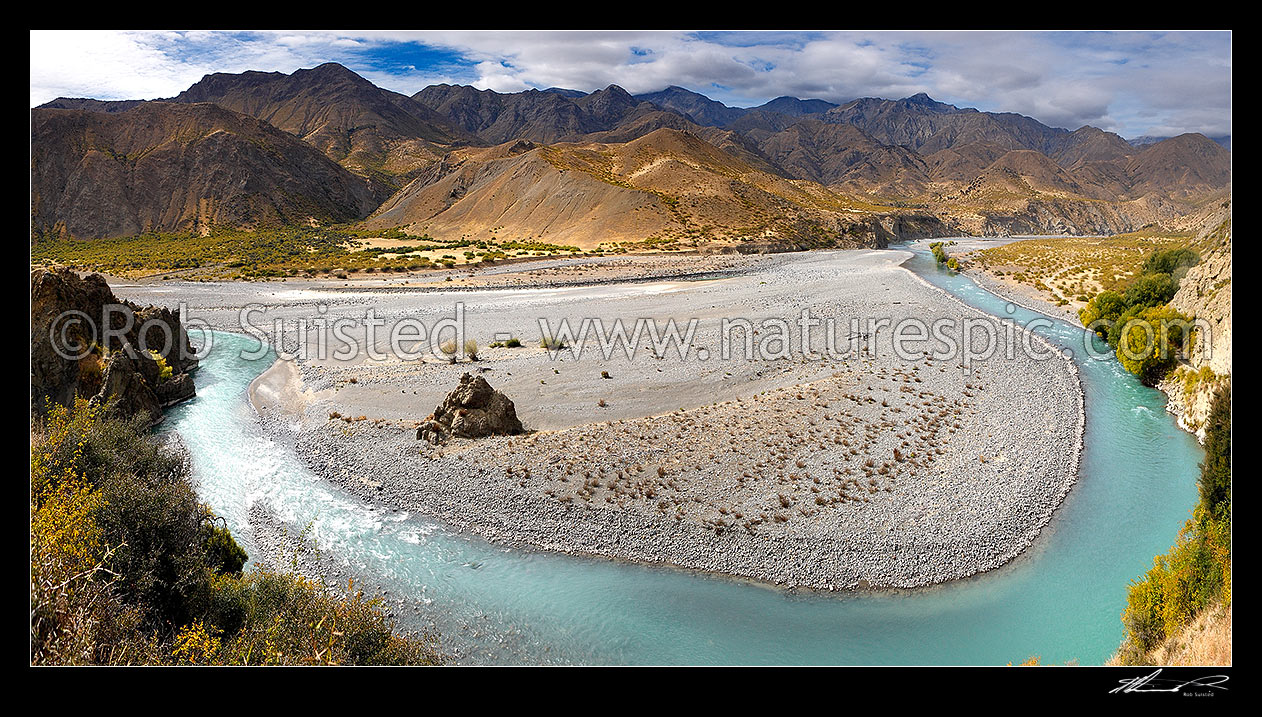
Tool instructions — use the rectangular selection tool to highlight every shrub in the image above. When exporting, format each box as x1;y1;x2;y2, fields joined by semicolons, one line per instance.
1079;290;1129;335
464;339;479;362
1142;247;1199;279
439;339;458;363
197;571;439;666
1198;383;1232;519
203;522;248;575
1114;305;1193;384
30;399;441;665
1116;382;1230;664
929;242;948;265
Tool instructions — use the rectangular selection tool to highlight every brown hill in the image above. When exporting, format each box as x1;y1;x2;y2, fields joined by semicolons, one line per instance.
30;70;1231;246
1047;126;1136;169
571;85;648;127
1125;133;1231;199
822;93;1068;155
980;150;1104;198
578;110;785;176
413;83;657;146
921;143;1012;183
413;84;598;144
31;102;383;239
633;85;748;126
364;128;941;249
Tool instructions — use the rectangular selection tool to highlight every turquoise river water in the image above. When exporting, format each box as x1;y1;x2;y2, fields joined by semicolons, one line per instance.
160;243;1203;665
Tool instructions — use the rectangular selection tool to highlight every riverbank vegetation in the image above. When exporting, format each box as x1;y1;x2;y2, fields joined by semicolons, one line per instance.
30;399;440;665
968;228;1196;310
929;241;959;271
1077;247;1199;384
31;225;586;280
1115;382;1231;665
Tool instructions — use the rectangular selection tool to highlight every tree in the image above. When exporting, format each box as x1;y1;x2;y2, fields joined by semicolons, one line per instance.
1123;272;1177;308
1079;290;1128;335
1142;247;1199;278
1115;305;1192;384
929;242;948;264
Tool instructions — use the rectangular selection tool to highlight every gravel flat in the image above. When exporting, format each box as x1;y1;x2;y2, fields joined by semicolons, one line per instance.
120;248;1084;590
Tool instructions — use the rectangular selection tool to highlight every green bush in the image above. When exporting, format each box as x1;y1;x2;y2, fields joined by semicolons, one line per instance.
929;242;948;264
1142;247;1199;279
1077;245;1198;383
1114;305;1193;385
1079;290;1129;334
1122;272;1177;308
1199;382;1232;519
204;523;248;576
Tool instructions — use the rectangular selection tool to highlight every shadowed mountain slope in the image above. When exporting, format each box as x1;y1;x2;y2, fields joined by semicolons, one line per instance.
31;102;383;238
168;63;475;187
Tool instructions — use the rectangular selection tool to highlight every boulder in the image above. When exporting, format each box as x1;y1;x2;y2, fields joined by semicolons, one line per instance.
419;373;524;442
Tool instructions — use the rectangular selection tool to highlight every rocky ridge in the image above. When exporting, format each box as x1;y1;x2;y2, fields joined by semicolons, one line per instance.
1159;203;1232;439
31;267;198;424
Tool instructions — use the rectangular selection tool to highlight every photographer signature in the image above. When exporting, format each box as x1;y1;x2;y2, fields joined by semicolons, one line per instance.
1111;669;1229;694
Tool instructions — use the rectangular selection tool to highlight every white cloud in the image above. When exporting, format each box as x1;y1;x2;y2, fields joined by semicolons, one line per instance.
29;30;1231;138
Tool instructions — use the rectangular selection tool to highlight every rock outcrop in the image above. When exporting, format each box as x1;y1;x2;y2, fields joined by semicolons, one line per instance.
1157;202;1232;440
31;266;198;424
417;373;524;442
92;344;164;424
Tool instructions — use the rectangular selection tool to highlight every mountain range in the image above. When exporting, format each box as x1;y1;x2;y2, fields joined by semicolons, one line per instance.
32;62;1231;247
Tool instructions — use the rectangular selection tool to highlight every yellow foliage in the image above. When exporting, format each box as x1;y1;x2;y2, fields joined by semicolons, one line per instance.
30;400;117;665
31;400;109;576
30;398;440;666
149;350;174;381
172;620;222;665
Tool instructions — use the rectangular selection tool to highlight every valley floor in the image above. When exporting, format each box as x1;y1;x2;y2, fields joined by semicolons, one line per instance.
117;248;1084;590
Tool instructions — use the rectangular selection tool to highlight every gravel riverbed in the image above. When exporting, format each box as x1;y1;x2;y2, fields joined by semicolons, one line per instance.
124;248;1085;591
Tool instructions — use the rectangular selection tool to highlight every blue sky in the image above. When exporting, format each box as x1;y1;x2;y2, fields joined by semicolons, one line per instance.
30;30;1231;139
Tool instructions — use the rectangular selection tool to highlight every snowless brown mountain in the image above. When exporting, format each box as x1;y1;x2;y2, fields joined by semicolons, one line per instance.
33;63;1230;245
31;101;383;239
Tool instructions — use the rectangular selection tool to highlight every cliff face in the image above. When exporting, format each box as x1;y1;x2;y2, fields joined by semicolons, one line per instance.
31;267;198;424
1157;203;1231;439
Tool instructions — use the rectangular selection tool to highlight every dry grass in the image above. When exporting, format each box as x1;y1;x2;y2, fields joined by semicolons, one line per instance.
1107;601;1232;666
967;231;1196;310
1149;601;1232;666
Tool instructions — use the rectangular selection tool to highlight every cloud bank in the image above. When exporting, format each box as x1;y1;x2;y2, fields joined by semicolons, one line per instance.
29;30;1231;139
